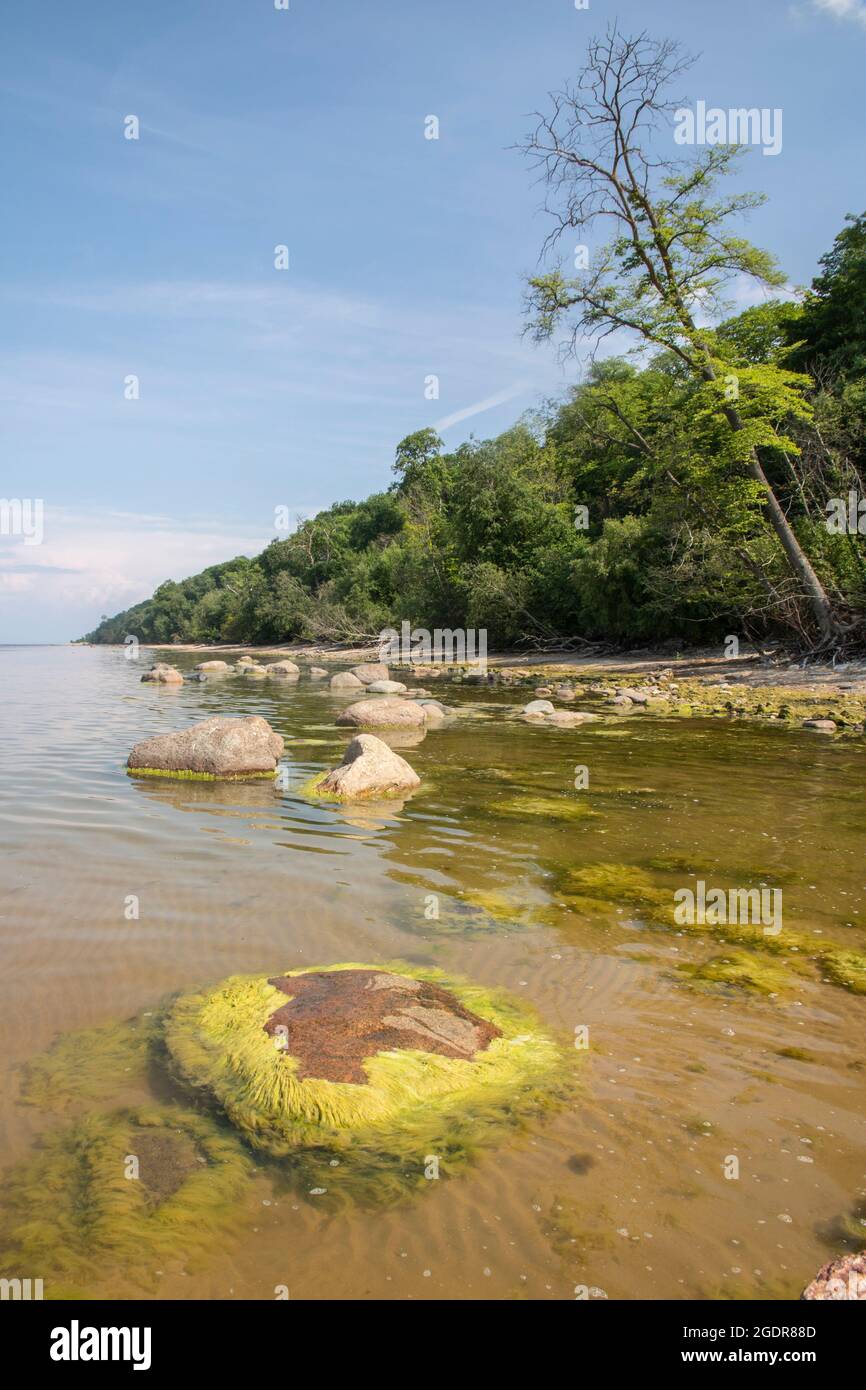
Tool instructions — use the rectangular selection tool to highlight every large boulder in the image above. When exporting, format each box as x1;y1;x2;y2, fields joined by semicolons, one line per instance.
801;1252;866;1300
522;699;555;716
351;663;390;685
195;659;230;672
330;671;364;690
141;665;183;684
336;697;427;730
163;962;565;1204
127;715;284;779
311;734;421;801
265;660;300;677
367;679;407;694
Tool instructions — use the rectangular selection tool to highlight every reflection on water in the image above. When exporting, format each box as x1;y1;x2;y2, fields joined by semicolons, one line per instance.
0;644;864;1300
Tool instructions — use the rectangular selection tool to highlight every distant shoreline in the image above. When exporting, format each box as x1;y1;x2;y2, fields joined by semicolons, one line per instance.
71;640;866;694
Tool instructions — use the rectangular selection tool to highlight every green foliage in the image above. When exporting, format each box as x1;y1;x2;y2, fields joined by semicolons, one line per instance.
81;210;866;652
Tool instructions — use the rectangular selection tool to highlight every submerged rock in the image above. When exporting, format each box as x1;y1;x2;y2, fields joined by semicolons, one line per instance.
802;719;837;733
163;963;567;1185
265;659;300;677
127;715;284;779
801;1251;866;1300
308;733;420;801
543;710;601;727
330;671;364;690
367;679;407;694
336;697;427;729
141;664;183;684
351;662;390;685
0;1106;252;1298
523;699;555;716
308;666;329;678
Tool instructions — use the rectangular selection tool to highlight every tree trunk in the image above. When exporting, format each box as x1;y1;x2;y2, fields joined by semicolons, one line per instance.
717;401;837;642
706;368;838;643
743;449;836;642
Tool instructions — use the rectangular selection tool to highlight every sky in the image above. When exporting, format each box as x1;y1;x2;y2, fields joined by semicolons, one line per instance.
1;0;865;642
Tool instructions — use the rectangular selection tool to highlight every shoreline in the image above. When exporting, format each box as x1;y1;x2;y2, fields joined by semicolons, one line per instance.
76;639;866;694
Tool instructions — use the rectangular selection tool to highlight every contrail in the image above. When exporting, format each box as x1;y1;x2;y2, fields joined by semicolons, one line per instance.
433;382;530;431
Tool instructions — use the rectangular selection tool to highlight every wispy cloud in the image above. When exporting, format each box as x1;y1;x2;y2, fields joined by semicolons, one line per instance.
810;0;866;27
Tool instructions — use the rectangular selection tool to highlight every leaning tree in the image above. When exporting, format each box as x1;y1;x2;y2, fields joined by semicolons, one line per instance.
521;25;842;648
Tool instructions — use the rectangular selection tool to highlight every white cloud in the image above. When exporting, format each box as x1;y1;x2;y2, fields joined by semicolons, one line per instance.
810;0;866;27
0;508;274;627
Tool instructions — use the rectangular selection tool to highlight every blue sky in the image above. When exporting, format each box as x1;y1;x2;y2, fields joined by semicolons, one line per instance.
1;0;865;641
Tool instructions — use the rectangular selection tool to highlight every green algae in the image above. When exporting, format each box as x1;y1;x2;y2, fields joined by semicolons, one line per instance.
127;766;278;782
553;860;866;997
298;770;413;804
0;1106;254;1298
21;1013;164;1115
490;794;600;824
817;948;866;995
675;950;794;996
452;888;541;930
164;962;572;1205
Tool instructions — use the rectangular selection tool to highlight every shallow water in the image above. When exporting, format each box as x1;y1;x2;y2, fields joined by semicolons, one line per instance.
0;644;864;1300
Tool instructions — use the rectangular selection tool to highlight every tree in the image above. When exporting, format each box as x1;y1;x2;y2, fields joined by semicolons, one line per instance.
521;25;839;645
788;212;866;382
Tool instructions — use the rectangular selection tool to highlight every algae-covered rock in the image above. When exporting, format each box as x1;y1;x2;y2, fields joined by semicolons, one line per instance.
492;794;598;825
127;715;284;780
0;1106;253;1298
305;734;420;802
801;1251;866;1300
164;963;567;1194
675;950;793;997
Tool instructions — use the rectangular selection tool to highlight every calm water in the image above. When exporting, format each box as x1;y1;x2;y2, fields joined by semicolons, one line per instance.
0;644;864;1300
